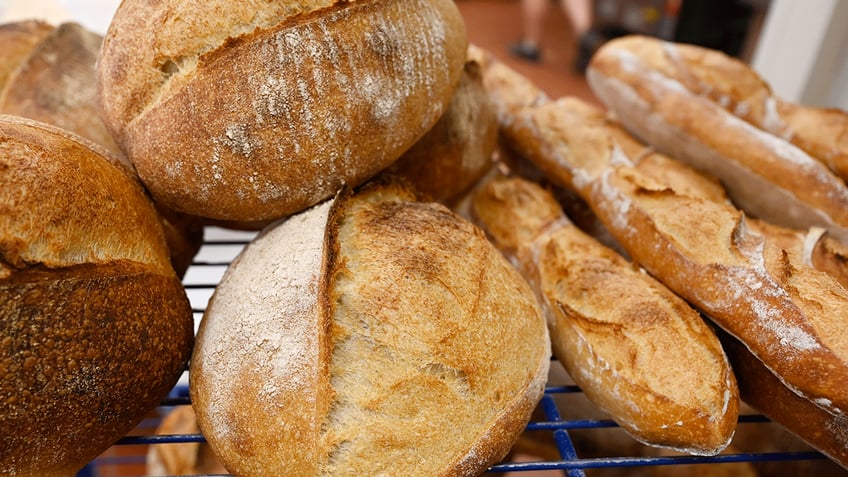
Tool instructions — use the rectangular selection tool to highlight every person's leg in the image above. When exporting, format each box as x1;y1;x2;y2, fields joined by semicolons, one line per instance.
510;0;549;62
558;0;591;39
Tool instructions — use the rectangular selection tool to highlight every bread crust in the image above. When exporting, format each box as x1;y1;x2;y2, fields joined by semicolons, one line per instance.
586;35;848;243
190;182;550;476
0;20;54;92
502;97;848;418
471;175;739;455
384;58;498;205
720;331;848;470
97;0;468;222
582;35;848;183
0;116;194;476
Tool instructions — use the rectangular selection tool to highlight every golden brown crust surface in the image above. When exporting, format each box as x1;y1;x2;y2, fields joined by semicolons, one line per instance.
0;20;55;92
385;58;497;205
471;174;738;455
0;116;194;477
503;96;848;419
587;35;848;243
98;0;468;222
191;182;550;476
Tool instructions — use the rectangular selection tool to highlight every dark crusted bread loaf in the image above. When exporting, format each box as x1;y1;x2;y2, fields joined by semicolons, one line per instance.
0;115;194;477
190;180;550;476
97;0;468;222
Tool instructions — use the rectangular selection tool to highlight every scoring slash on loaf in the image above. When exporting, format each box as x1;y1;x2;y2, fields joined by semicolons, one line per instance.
586;35;848;244
0;115;194;477
470;174;739;456
97;0;468;223
190;180;551;477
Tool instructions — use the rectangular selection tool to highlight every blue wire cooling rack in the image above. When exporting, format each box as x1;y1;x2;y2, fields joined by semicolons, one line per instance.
76;229;832;477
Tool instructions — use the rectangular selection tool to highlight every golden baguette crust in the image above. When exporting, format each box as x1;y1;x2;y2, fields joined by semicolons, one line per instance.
190;182;550;476
581;35;848;182
720;331;848;470
504;96;848;418
587;35;848;244
0;115;194;477
98;0;468;222
471;175;738;455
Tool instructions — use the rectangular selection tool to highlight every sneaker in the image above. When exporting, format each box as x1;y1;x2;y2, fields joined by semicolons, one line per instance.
510;41;541;63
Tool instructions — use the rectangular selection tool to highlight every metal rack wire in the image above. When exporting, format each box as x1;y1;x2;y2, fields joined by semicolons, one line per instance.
78;228;835;476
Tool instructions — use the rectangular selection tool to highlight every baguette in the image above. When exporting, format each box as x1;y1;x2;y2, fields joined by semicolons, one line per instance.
470;174;738;455
503;95;848;419
0;115;194;477
720;330;848;471
586;35;848;244
190;180;550;476
97;0;468;223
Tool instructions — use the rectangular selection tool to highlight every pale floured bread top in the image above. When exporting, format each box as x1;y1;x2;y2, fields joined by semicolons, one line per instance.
0;115;170;274
191;182;550;476
192;198;332;476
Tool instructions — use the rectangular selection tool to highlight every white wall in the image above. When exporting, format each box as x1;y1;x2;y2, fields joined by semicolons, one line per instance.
752;0;848;109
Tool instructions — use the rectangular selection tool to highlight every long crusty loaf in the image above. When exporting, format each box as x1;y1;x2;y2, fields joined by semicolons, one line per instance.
97;0;467;223
585;35;848;182
501;95;848;420
720;330;848;471
470;174;738;455
190;180;550;476
586;35;848;244
0;115;194;477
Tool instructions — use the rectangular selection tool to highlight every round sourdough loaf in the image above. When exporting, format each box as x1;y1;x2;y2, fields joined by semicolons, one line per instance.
190;181;551;476
97;0;468;222
0;20;205;277
0;115;194;477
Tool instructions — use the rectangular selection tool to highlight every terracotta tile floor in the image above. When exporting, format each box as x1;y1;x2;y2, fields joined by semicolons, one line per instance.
456;0;600;106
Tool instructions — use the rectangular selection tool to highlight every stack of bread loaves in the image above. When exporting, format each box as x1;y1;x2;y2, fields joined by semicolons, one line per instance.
2;1;553;477
473;36;848;471
0;115;195;476
0;19;204;278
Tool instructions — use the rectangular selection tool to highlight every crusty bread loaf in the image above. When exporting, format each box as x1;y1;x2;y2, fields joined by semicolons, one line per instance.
0;115;194;477
501;95;848;420
0;22;121;157
470;174;738;455
0;20;54;92
97;0;468;223
720;330;848;471
190;180;550;476
146;406;227;476
582;35;848;183
0;20;204;277
586;35;848;244
383;57;497;205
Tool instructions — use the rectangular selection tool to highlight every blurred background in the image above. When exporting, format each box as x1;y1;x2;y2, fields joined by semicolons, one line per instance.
1;0;845;109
